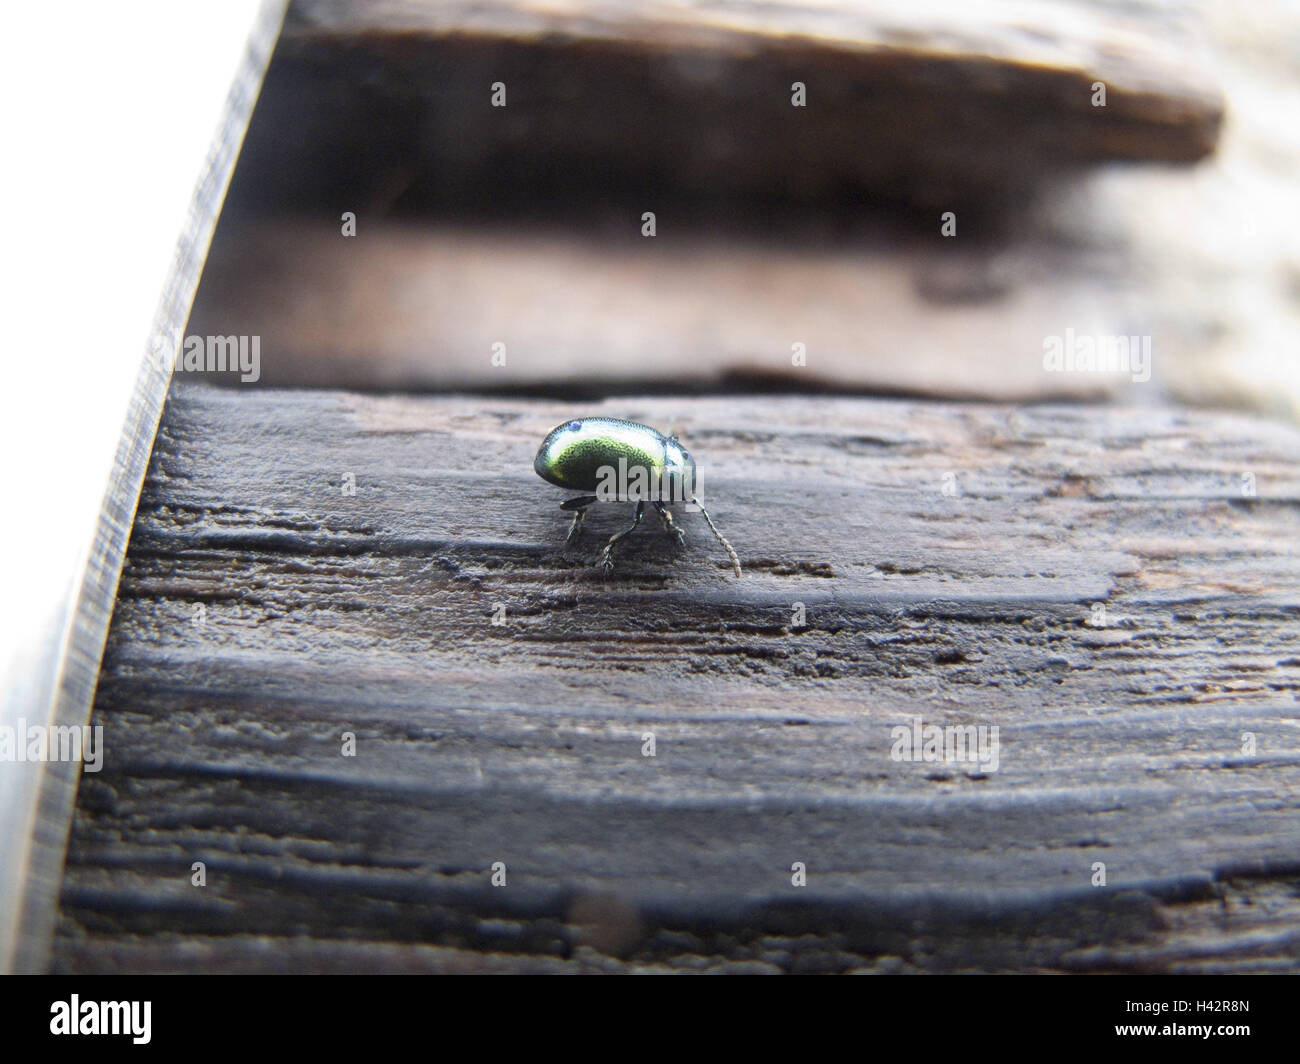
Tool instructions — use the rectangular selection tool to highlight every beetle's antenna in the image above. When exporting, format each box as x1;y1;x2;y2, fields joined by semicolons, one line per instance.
691;496;741;578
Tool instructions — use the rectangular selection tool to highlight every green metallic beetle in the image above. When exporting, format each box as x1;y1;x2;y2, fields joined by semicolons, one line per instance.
534;417;741;577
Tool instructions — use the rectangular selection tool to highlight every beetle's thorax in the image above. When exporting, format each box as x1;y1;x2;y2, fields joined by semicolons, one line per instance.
660;435;697;504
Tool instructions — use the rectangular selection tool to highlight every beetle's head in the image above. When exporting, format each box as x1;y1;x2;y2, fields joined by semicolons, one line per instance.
661;435;696;504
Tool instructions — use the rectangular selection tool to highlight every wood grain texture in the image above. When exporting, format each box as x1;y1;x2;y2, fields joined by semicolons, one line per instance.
54;384;1300;972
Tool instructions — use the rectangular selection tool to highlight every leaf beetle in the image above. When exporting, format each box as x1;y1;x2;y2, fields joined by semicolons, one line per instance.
533;417;741;577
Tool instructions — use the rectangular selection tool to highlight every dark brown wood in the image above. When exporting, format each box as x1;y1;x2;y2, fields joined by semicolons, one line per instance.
223;0;1222;217
54;383;1300;972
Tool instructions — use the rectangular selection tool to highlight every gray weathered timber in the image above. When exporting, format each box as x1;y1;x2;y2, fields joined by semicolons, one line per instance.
54;384;1300;972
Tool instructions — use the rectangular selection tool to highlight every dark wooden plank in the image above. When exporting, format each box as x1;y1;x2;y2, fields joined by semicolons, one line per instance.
55;383;1300;972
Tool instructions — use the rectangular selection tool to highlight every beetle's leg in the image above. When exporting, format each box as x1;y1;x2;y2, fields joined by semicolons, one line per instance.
600;501;645;574
691;496;742;578
654;502;686;547
559;494;598;544
568;510;586;543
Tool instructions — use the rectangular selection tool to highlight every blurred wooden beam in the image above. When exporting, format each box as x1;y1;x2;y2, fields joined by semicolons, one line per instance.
187;216;1139;400
223;0;1222;213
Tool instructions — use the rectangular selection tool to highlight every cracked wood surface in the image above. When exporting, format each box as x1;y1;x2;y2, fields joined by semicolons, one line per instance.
54;383;1300;972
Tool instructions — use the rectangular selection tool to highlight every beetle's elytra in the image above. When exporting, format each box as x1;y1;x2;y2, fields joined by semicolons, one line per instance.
533;417;741;577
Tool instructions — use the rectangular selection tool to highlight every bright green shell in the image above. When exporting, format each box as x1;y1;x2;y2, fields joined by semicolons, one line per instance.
534;417;666;491
534;417;694;496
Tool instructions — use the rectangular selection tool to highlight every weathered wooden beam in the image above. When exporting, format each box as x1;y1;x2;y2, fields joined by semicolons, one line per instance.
55;384;1300;972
